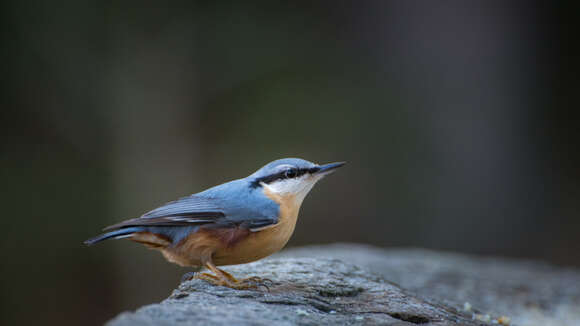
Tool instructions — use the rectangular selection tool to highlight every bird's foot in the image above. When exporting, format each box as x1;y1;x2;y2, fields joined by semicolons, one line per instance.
193;269;272;290
180;271;198;283
180;266;204;283
193;273;252;289
219;269;273;290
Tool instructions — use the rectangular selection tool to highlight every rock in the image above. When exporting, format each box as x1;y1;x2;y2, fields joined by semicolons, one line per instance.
108;258;484;326
280;244;580;326
107;244;580;326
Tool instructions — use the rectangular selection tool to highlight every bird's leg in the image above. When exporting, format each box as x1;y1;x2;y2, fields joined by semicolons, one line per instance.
217;268;238;282
208;264;273;290
193;272;222;284
195;260;271;290
204;261;247;288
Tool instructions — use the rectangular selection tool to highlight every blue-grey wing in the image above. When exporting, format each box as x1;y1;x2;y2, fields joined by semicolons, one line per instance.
102;190;278;231
141;196;224;220
102;195;226;231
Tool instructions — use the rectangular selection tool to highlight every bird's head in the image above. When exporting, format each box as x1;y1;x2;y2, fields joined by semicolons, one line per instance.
249;158;345;204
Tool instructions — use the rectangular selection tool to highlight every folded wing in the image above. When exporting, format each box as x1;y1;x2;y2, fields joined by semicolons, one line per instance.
102;194;279;231
103;195;226;231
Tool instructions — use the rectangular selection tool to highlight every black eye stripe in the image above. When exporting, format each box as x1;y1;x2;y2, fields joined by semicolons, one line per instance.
250;167;320;188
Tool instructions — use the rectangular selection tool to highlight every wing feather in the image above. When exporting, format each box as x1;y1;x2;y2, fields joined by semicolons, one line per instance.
102;189;279;232
103;195;225;231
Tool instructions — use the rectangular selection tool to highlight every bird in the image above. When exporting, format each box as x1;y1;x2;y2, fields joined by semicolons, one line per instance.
85;158;344;289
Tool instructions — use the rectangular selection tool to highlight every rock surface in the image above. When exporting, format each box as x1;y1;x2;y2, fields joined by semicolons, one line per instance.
281;244;580;326
108;244;580;326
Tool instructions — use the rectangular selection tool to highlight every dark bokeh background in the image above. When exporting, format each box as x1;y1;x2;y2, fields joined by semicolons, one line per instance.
2;1;578;325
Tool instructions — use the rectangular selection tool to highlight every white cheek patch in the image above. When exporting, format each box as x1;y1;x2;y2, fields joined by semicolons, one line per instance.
265;175;319;203
271;178;303;193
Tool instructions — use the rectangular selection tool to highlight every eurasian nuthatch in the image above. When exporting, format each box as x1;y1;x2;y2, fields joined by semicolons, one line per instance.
85;158;344;289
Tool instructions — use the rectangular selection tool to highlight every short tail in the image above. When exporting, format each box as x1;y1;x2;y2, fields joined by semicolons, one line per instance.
84;227;143;246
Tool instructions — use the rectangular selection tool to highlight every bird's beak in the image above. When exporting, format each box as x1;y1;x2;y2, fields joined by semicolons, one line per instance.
314;162;346;176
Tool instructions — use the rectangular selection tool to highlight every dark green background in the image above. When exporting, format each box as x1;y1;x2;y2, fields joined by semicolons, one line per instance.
2;1;578;325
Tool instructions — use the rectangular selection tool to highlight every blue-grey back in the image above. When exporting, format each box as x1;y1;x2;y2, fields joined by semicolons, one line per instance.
197;178;280;222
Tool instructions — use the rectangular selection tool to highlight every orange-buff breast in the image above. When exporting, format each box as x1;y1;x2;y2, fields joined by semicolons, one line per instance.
159;188;301;267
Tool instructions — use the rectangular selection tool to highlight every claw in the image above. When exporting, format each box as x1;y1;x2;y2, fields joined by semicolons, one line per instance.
181;271;197;283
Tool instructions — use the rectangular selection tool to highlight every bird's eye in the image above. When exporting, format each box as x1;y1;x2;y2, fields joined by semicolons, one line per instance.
284;168;298;178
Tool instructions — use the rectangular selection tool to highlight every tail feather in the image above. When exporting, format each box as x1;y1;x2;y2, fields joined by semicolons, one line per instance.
84;227;143;246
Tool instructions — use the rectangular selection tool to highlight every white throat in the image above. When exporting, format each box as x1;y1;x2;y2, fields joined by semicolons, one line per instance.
261;175;321;204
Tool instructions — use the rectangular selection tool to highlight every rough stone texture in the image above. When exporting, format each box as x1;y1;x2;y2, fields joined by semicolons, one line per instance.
281;244;580;326
108;244;580;326
109;258;482;326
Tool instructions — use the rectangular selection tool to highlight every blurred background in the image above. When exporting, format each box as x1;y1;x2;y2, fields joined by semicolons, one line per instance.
2;1;578;325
